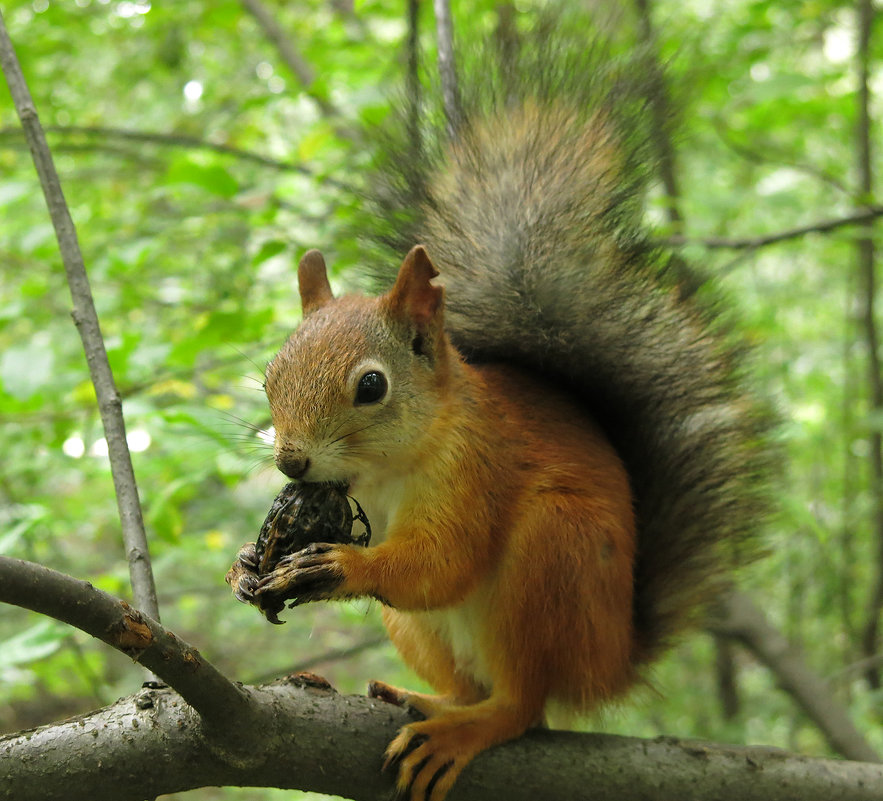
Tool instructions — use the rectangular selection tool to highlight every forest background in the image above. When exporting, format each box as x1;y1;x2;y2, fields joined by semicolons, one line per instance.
1;0;882;799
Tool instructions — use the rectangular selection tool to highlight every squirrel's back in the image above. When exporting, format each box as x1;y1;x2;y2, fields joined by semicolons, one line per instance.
363;22;774;664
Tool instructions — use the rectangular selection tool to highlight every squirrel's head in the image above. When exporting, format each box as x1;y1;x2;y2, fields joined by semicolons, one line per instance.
264;245;450;484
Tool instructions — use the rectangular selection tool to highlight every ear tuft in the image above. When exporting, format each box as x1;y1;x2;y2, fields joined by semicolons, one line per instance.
298;249;334;314
387;245;443;330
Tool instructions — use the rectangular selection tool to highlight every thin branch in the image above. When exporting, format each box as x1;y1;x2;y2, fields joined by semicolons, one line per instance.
0;11;160;623
710;591;880;763
405;0;422;159
494;3;519;105
0;556;253;725
633;0;683;232
239;0;342;123
713;631;741;720
856;0;883;690
433;0;462;136
665;206;883;250
247;634;388;685
828;650;883;681
0;124;317;173
0;134;166;166
713;119;854;196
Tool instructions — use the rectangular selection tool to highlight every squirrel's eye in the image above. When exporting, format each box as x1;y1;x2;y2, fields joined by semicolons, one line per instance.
355;370;388;405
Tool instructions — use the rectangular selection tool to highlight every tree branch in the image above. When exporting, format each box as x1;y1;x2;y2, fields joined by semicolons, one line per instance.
665;206;883;250
2;557;881;798
2;678;882;801
712;118;853;196
433;0;462;136
247;634;388;685
0;11;160;623
239;0;340;121
711;591;880;764
633;0;683;232
856;0;883;691
0;124;317;173
405;0;422;160
0;556;252;726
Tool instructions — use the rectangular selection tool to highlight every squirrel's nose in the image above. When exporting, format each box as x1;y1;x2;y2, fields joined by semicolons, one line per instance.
276;454;311;480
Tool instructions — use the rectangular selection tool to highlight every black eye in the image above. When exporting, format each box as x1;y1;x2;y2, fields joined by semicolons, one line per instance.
355;370;388;405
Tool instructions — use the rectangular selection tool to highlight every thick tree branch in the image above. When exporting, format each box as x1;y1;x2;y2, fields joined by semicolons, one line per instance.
665;206;883;250
0;12;160;623
2;556;880;799
2;679;882;801
711;591;880;764
0;557;252;726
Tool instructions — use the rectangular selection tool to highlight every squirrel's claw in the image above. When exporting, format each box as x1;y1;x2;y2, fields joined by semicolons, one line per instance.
384;725;461;801
255;542;346;605
225;543;261;603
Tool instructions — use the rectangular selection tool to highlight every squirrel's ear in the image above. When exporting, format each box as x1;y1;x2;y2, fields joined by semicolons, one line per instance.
386;245;442;329
298;249;334;314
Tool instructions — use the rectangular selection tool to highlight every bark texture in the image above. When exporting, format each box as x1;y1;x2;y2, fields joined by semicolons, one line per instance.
2;682;882;801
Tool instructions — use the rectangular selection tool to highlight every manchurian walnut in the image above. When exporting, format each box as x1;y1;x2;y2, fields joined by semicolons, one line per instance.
226;482;370;624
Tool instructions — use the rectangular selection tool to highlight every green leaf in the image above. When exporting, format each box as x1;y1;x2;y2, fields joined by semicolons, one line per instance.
165;159;239;198
253;239;287;266
0;621;66;669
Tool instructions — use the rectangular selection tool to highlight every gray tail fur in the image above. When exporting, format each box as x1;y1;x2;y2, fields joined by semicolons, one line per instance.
359;15;775;663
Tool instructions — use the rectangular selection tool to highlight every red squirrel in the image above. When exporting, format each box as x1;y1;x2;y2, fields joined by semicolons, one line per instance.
231;33;772;801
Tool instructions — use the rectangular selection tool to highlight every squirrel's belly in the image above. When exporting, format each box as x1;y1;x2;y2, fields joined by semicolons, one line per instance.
416;588;494;690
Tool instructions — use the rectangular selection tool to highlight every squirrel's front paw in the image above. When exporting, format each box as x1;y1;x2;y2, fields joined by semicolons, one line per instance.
255;542;348;606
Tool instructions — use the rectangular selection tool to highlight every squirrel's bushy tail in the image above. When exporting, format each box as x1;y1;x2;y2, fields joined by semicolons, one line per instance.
362;17;774;664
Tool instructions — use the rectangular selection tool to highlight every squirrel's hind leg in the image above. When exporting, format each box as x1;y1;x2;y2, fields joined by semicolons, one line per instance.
382;694;544;801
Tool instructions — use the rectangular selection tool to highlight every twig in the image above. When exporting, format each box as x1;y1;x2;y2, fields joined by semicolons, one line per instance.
433;0;462;136
248;634;388;685
713;118;853;196
405;0;422;159
856;0;883;691
828;651;883;681
0;124;316;173
665;206;883;250
0;12;160;623
0;557;252;724
634;0;683;233
240;0;340;120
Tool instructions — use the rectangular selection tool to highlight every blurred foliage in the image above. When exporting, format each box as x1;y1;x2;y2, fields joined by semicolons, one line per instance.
0;0;882;799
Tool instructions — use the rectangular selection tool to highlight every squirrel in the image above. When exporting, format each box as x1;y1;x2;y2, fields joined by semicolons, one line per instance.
240;15;773;801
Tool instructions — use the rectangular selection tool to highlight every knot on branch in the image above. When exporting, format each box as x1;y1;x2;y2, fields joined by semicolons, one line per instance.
107;602;154;657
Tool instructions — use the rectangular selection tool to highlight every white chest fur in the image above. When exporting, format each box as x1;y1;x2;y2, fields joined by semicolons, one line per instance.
414;586;493;691
349;471;409;544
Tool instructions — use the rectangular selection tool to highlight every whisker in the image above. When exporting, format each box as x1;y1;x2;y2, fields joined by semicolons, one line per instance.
216;411;271;434
243;456;277;477
226;344;269;380
329;421;384;446
323;414;354;442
